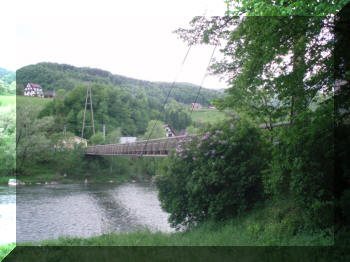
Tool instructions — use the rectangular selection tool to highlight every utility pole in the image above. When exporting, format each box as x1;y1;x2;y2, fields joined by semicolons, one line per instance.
81;82;96;138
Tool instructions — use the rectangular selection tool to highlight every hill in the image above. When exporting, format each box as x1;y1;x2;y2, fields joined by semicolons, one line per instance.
0;68;16;95
16;62;224;106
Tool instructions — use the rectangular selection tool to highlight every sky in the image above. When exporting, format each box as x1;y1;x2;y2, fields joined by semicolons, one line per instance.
0;0;229;90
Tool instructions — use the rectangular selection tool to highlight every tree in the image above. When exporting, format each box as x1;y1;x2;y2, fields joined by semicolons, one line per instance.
0;105;16;176
142;120;166;139
224;0;348;16
16;103;56;174
176;14;334;127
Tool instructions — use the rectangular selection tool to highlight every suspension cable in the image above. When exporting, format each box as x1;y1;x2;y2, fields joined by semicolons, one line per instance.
190;45;217;115
140;45;192;157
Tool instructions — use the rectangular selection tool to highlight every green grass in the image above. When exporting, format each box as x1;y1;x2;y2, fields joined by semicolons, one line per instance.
0;176;16;185
0;243;15;262
0;96;15;106
16;95;52;109
191;109;229;124
20;199;333;247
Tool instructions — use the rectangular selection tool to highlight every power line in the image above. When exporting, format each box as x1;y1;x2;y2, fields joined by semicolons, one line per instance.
190;45;217;115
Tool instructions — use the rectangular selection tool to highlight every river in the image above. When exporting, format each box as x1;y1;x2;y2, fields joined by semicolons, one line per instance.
0;182;173;244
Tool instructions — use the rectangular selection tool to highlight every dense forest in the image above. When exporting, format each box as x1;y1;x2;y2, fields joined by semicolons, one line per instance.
0;68;15;95
16;62;223;107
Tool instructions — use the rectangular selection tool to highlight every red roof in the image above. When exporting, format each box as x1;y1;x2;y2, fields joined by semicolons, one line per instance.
27;83;43;89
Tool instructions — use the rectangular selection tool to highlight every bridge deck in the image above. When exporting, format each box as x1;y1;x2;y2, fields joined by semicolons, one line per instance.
86;122;291;157
86;135;192;157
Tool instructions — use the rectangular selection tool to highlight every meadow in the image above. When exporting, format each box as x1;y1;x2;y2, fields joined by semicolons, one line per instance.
0;96;15;106
190;108;228;124
16;95;52;109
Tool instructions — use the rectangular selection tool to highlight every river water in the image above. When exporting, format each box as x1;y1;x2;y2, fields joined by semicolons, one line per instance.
0;186;16;244
0;182;173;244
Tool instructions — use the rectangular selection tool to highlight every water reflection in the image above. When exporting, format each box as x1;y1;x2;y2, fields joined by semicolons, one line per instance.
0;186;16;244
15;182;172;243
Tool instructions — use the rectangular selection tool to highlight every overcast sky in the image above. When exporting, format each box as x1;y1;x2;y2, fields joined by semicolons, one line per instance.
0;0;229;90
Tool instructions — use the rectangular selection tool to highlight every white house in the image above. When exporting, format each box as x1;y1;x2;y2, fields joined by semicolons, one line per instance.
162;124;176;137
24;83;44;97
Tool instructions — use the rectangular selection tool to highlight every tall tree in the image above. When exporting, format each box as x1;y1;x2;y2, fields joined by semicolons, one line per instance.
175;2;347;127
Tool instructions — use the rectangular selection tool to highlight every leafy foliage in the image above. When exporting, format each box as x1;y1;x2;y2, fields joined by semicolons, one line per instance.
0;68;15;95
0;104;16;176
264;102;335;228
224;0;349;16
156;118;269;228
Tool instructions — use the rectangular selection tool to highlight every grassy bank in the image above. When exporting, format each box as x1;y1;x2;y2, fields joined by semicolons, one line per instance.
16;95;51;109
0;96;15;106
15;172;146;185
0;177;16;185
20;199;333;247
191;109;228;124
0;243;15;262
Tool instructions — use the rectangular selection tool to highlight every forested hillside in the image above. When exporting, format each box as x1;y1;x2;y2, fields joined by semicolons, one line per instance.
16;62;223;106
0;68;15;95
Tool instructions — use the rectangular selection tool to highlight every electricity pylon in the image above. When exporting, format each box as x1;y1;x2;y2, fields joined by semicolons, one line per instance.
81;82;95;138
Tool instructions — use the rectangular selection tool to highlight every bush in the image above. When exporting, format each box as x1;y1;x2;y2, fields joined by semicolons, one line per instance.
264;101;335;229
156;118;270;229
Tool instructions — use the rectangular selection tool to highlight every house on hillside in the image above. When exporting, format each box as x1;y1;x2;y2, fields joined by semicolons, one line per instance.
24;83;44;97
163;124;176;137
190;103;202;109
56;136;88;150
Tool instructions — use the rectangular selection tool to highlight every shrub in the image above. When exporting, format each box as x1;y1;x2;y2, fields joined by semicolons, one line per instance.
156;118;270;229
264;101;335;229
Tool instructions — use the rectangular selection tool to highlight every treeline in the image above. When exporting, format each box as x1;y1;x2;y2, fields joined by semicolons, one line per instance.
38;83;194;139
15;96;160;180
0;68;15;95
0;103;15;176
15;82;194;180
16;62;223;107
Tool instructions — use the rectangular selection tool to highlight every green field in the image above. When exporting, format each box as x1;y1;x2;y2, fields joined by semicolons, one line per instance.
16;95;52;109
0;96;16;106
191;109;229;124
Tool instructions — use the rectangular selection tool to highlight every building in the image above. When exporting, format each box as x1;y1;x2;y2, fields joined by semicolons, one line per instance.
120;137;137;143
190;103;202;109
208;106;216;110
163;124;176;137
24;83;44;97
44;90;56;98
56;136;88;149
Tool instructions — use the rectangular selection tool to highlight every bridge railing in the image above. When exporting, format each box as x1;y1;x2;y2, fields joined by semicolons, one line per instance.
86;135;194;156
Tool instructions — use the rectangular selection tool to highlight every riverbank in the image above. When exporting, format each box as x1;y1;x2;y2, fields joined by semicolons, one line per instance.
19;199;333;246
0;244;15;261
0;173;151;185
